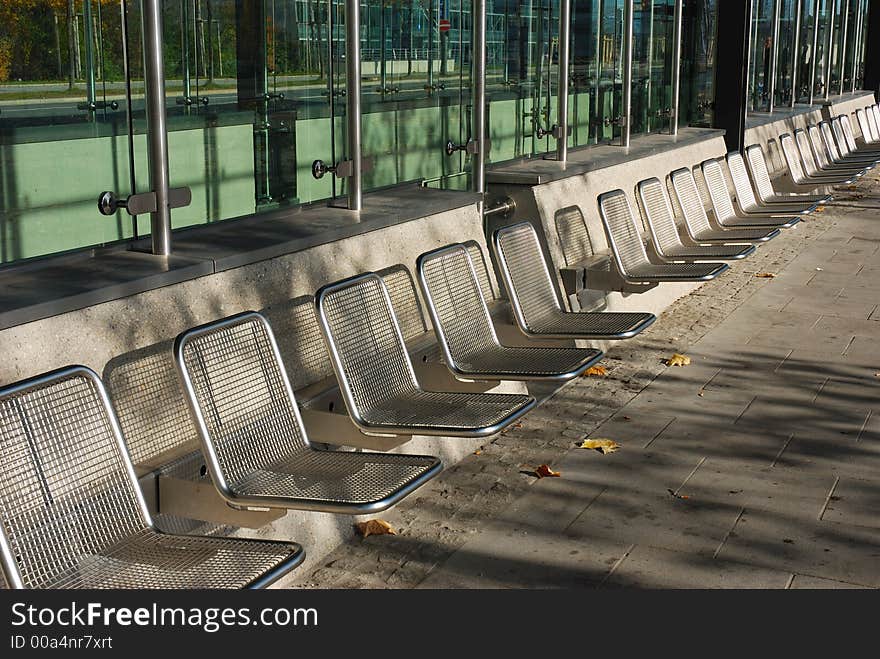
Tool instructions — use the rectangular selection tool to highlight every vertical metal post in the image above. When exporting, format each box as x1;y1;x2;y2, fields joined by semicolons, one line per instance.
622;0;634;148
809;0;820;104
670;0;683;135
141;0;172;256
345;0;363;211
556;0;571;161
823;0;835;100
838;0;850;94
181;0;192;104
791;0;802;107
83;0;97;113
472;0;487;194
769;0;781;112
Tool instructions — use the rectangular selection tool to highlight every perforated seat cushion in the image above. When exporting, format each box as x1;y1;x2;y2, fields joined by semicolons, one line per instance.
50;529;301;589
526;310;654;337
232;450;439;505
358;390;533;433
625;262;726;281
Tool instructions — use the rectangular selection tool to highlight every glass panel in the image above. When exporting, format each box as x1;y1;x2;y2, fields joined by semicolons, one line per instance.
161;0;342;229
631;0;675;136
775;0;797;106
855;0;868;88
796;0;815;102
568;0;600;147
748;0;774;112
813;0;830;98
842;0;858;91
679;0;719;128
487;1;561;164
828;0;843;93
0;0;145;264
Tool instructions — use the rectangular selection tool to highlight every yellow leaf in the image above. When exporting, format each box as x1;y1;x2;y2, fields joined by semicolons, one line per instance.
755;272;777;278
815;206;826;213
583;365;608;377
474;449;482;455
578;438;621;454
534;464;561;478
665;353;691;367
355;519;397;538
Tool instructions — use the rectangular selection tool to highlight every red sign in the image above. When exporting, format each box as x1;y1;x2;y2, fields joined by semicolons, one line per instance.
439;18;451;33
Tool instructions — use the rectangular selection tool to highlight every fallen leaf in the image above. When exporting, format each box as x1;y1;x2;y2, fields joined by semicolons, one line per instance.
578;438;620;454
622;415;631;421
783;538;794;544
355;519;397;538
815;206;826;213
513;422;523;429
667;488;690;500
534;464;561;478
875;372;880;378
665;353;691;367
815;267;823;271
697;389;705;397
474;449;482;455
755;272;777;278
583;365;608;377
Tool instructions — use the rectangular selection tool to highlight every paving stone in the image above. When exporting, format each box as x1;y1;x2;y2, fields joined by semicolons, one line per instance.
820;476;880;529
604;545;792;589
788;575;869;589
716;509;880;587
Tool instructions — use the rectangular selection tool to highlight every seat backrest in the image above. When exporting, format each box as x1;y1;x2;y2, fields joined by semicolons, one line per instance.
597;190;651;275
174;312;311;495
807;124;832;168
316;273;420;416
780;133;808;182
493;222;563;333
831;118;851;156
745;144;778;201
839;115;859;152
855;109;873;144
670;167;713;235
726;152;759;209
417;244;501;364
0;366;150;589
555;206;595;266
794;129;821;174
637;177;683;255
817;121;840;160
700;159;737;220
870;106;880;140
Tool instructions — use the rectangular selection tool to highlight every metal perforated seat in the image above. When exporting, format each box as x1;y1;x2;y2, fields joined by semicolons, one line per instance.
316;273;535;437
780;132;851;187
832;117;880;164
417;243;604;381
701;159;801;228
725;151;817;215
174;312;442;515
795;129;866;179
744;144;831;205
637;178;755;261
839;114;880;159
854;110;880;151
810;123;877;169
0;366;304;589
597;189;729;283
491;222;655;340
492;222;656;340
669;168;780;244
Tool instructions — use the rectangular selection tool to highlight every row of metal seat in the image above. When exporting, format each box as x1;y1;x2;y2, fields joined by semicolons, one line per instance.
0;227;661;589
2;101;873;590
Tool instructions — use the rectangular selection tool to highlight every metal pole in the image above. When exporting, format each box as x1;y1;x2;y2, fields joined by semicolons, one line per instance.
181;0;191;103
345;0;363;211
83;0;97;113
141;0;172;256
622;0;633;147
769;0;781;112
838;0;850;95
670;0;683;134
823;0;835;100
556;0;571;161
473;0;487;194
809;0;820;104
791;0;802;107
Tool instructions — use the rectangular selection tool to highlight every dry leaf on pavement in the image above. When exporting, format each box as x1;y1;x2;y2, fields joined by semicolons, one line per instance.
755;272;777;278
584;365;608;377
578;438;621;454
355;519;397;538
667;488;690;500
665;353;691;367
534;464;561;478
